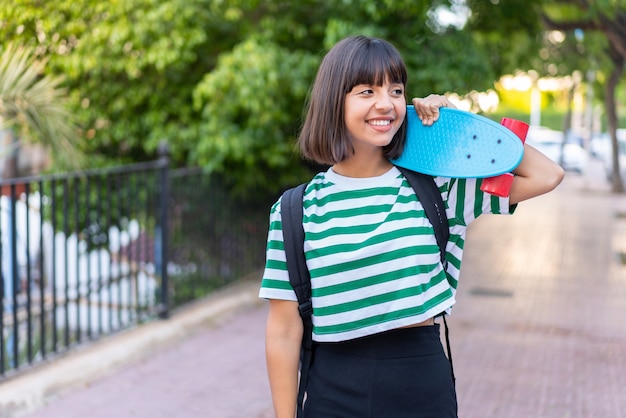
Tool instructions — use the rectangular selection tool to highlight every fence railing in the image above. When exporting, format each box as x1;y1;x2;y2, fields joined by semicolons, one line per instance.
0;152;270;379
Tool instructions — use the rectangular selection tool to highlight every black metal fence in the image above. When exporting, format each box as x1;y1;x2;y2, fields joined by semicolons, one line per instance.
0;153;270;379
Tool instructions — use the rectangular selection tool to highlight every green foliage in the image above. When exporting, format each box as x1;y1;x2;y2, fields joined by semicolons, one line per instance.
465;0;622;109
486;103;565;132
404;29;495;94
466;0;545;76
0;0;501;195
192;37;317;195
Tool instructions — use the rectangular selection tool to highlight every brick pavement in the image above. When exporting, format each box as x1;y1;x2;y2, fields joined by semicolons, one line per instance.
18;303;275;418
3;159;625;418
450;163;626;418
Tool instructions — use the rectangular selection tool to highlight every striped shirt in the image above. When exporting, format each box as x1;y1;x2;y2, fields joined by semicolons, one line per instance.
259;166;514;342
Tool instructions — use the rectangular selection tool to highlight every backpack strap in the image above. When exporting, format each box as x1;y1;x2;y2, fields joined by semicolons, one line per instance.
280;183;312;418
395;166;455;385
395;166;449;269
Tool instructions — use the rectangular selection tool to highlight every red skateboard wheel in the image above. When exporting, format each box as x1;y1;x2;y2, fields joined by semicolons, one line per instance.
480;172;514;197
480;118;529;197
500;118;529;143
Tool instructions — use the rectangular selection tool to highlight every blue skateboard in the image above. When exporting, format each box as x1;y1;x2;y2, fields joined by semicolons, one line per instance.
392;106;525;179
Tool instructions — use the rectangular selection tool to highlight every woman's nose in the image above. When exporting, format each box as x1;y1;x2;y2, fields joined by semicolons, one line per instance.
375;93;393;110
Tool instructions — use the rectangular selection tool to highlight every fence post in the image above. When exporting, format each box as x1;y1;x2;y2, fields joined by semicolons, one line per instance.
157;141;170;319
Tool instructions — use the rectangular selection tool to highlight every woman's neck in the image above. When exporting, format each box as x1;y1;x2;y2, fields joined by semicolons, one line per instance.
332;155;393;178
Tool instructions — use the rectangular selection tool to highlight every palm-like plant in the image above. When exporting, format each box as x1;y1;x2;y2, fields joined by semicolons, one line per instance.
0;42;82;178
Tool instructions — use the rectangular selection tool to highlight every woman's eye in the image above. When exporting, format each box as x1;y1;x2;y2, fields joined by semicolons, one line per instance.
392;88;404;95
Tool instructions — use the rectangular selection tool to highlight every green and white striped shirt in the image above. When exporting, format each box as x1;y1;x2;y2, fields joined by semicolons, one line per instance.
259;166;514;342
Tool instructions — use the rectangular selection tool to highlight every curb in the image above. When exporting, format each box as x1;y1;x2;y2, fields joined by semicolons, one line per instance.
0;278;262;418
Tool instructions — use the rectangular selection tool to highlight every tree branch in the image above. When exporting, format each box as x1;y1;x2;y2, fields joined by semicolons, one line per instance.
540;13;597;31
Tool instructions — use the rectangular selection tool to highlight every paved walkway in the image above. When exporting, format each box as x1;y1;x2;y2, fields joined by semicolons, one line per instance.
2;160;625;418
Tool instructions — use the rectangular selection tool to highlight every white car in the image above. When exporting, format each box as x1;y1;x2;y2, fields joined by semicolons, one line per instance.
525;126;588;174
525;126;562;162
561;143;589;174
590;134;611;159
599;131;626;182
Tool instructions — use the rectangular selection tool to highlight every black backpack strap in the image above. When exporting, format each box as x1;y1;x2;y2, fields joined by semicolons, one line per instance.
395;166;449;269
280;183;313;418
395;166;455;385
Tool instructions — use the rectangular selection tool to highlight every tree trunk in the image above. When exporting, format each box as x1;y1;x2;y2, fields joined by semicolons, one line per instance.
561;79;576;167
605;47;625;193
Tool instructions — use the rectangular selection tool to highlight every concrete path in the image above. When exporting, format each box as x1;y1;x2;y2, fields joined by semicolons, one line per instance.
2;159;625;418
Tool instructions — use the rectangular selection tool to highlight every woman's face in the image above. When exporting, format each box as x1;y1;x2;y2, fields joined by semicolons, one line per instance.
344;79;406;155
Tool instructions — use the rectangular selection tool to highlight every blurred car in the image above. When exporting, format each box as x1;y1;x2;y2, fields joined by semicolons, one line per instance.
590;133;611;160
525;126;562;159
561;143;589;173
599;130;626;182
525;126;588;173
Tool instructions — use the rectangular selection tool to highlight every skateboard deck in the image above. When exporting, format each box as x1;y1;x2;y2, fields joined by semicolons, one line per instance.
391;106;525;178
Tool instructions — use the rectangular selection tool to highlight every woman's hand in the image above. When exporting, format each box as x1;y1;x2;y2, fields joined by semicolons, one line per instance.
412;95;457;126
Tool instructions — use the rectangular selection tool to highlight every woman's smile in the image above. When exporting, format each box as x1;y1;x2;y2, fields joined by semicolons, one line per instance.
367;117;395;131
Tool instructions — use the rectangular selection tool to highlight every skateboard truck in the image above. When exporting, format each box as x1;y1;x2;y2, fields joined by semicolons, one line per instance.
479;118;529;198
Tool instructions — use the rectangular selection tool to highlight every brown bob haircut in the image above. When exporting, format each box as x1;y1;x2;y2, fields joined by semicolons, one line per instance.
298;36;408;165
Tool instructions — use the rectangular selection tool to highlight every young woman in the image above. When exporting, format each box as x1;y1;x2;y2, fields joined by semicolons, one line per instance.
259;35;564;418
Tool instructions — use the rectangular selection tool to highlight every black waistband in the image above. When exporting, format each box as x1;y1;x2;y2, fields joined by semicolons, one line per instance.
315;324;442;359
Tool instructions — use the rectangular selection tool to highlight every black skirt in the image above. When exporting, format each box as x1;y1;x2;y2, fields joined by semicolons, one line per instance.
303;324;457;418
